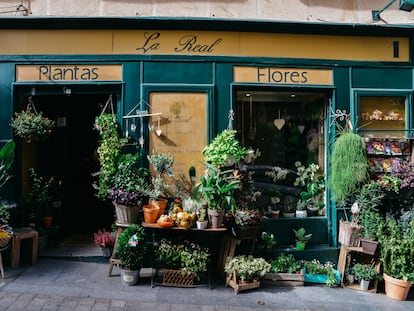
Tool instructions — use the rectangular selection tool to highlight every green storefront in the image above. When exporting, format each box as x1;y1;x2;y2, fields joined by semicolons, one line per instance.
0;17;413;261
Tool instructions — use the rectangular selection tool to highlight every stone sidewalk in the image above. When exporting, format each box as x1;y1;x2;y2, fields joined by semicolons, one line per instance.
0;254;413;311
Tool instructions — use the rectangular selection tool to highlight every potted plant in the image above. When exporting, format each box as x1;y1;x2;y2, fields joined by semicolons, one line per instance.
264;253;304;286
302;259;339;287
378;212;414;300
116;224;146;286
147;149;174;214
350;263;381;291
257;231;277;256
196;207;208;229
11;100;55;143
293;227;312;251
93;228;115;258
198;163;240;228
107;153;152;224
202;129;247;168
25;168;53;227
225;209;263;239
224;255;271;294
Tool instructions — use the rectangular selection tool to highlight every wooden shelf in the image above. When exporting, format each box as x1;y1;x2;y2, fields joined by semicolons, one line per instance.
141;222;227;232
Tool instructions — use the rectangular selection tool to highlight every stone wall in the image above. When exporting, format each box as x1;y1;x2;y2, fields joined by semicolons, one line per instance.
1;0;413;24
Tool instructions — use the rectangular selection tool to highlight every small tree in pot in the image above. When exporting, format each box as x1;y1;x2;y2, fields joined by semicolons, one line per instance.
116;224;146;286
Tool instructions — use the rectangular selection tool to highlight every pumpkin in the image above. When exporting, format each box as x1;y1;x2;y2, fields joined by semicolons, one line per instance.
157;215;174;228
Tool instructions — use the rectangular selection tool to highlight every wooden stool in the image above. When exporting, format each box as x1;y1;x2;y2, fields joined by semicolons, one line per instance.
11;227;38;268
108;222;129;276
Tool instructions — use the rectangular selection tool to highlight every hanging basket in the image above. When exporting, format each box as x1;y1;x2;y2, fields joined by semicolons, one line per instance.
338;220;361;247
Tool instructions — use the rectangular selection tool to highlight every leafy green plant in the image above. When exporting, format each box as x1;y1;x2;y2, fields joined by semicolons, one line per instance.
294;162;325;211
328;126;369;202
351;263;381;281
270;254;302;274
258;232;277;251
11;104;55;143
224;255;271;282
25;168;53;217
378;214;414;282
116;224;146;271
198;163;240;211
293;228;312;244
95;114;128;200
148;149;175;198
202;129;247;168
0;140;15;190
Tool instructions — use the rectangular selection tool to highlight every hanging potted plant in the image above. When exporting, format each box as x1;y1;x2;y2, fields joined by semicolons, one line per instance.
11;98;55;143
116;224;146;286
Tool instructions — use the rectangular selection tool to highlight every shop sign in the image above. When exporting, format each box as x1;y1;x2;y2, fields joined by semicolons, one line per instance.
233;66;333;85
15;65;123;82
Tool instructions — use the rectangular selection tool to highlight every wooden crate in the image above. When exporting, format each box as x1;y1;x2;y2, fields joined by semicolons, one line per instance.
226;269;260;294
162;269;195;287
262;272;305;287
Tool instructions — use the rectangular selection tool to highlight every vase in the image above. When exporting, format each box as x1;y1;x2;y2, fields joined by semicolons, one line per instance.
207;208;224;228
360;279;370;291
295;210;307;218
120;268;140;286
143;205;160;223
113;201;141;224
149;198;168;217
383;273;412;301
196;220;208;230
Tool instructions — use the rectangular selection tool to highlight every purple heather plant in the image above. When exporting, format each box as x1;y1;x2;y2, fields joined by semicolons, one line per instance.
390;160;414;189
106;187;143;206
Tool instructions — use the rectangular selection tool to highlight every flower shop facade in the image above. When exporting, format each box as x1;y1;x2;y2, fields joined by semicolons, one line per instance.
0;17;413;260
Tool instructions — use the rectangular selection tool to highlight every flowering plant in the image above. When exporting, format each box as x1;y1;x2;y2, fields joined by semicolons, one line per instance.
11;104;55;143
93;229;115;248
224;255;271;282
226;210;262;227
106;186;144;206
302;259;338;287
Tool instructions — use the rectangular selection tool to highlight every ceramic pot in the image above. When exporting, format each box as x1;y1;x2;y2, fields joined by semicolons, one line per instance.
383;273;412;301
295;210;307;218
143;205;160;223
196;220;208;230
207;208;224;228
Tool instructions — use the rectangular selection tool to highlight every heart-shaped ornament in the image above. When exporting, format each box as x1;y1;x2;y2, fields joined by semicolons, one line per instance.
298;125;305;133
273;119;285;130
156;129;162;136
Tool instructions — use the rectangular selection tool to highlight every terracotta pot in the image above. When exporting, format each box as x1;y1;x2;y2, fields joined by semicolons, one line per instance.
149;198;168;217
43;216;53;228
143;205;160;223
383;273;412;301
271;211;280;218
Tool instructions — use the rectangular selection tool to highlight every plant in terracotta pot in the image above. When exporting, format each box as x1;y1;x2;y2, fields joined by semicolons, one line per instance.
198;163;240;228
116;224;146;286
350;263;381;291
378;211;414;300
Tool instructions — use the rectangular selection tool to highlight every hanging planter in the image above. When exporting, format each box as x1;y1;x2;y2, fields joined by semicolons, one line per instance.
11;97;55;143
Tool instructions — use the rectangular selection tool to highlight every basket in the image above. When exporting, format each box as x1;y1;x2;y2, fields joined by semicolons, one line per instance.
162;269;195;287
338;220;361;247
0;236;11;249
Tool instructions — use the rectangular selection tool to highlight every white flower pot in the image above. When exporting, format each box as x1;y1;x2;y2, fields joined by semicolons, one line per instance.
295;210;308;218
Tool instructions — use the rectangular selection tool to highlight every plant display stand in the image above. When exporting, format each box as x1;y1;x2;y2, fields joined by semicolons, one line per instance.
337;246;380;293
108;222;129;276
226;269;260;294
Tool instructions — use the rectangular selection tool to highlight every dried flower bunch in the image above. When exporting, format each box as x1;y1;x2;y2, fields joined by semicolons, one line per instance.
93;229;115;248
11;102;55;143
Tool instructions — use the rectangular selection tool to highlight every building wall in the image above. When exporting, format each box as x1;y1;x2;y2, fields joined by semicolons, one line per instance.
2;0;413;24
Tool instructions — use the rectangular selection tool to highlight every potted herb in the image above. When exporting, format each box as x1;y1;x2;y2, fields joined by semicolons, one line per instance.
116;224;146;286
93;228;115;258
11;101;55;143
224;255;270;294
202;129;247;168
293;227;312;251
378;212;414;300
198;163;240;228
350;263;381;291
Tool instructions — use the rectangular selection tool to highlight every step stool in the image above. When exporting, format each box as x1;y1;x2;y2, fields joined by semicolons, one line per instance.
12;227;38;268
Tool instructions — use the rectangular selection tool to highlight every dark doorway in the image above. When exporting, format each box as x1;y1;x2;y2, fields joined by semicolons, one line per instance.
21;93;116;236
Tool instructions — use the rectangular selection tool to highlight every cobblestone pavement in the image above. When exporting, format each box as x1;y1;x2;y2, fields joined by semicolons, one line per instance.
0;257;413;311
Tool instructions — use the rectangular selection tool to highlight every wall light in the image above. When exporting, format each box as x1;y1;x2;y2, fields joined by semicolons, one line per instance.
372;0;414;21
399;0;414;11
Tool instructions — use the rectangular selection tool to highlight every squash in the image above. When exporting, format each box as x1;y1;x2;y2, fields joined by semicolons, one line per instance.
157;215;174;228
